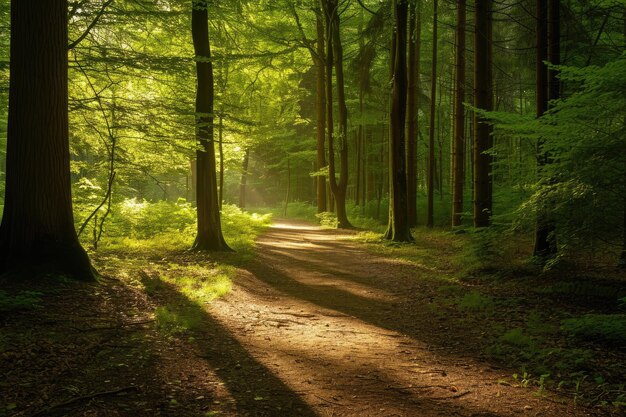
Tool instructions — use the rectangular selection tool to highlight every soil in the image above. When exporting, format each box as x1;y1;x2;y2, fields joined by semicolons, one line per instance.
0;220;622;417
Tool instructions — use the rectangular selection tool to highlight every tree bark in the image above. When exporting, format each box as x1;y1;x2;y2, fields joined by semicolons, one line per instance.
315;8;328;213
324;0;352;229
533;0;559;260
406;0;419;228
385;0;413;242
191;0;231;251
427;0;438;228
218;110;224;209
0;0;94;280
452;0;466;227
473;0;493;227
239;148;250;209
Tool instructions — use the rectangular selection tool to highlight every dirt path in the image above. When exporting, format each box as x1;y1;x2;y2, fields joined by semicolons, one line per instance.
203;221;607;417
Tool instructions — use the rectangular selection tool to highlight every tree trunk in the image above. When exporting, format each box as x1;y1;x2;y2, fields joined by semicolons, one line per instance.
473;0;493;227
533;0;559;260
406;0;419;228
324;0;352;228
315;9;327;213
284;157;291;216
621;7;626;269
385;0;412;242
239;148;250;209
218;110;224;209
426;0;438;228
191;0;231;251
452;0;466;227
0;0;94;280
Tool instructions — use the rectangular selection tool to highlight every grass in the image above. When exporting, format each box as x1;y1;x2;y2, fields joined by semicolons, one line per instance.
0;290;42;312
79;200;273;341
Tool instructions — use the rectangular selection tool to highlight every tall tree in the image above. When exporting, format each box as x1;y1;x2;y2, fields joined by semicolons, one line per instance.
315;8;328;213
406;0;419;228
385;0;413;242
533;0;558;260
191;0;231;251
473;0;493;227
0;0;94;280
621;6;626;269
451;0;466;227
324;0;352;228
426;0;438;228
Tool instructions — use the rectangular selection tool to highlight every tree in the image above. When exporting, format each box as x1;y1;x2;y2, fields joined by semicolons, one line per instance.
533;0;558;260
451;0;466;227
324;0;352;229
191;0;231;251
0;0;94;280
385;0;412;242
426;0;438;228
473;0;493;227
406;0;420;228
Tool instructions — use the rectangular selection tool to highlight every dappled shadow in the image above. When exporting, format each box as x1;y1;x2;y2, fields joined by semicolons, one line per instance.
0;276;226;417
143;275;318;417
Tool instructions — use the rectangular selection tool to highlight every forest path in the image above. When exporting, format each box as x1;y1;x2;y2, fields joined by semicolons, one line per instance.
205;220;599;417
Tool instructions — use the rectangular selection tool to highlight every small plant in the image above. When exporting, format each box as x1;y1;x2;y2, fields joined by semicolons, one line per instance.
500;328;533;347
458;290;494;311
513;371;533;388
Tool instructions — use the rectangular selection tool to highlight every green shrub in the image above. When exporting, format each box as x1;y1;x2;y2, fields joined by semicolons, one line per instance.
315;211;338;228
458;290;494;311
562;314;626;345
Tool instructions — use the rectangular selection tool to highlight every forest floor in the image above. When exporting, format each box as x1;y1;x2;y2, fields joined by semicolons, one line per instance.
1;220;625;417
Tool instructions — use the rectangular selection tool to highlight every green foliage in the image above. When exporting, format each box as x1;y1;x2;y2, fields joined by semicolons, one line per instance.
219;205;272;252
488;55;626;256
92;201;271;253
155;305;202;336
562;314;626;345
499;328;534;347
106;198;197;240
0;290;42;312
315;211;338;228
457;290;494;312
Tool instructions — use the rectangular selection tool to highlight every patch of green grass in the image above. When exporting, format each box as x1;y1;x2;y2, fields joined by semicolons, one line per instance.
155;305;202;336
457;290;494;311
562;314;626;345
0;290;42;312
160;264;233;304
499;328;534;347
536;282;626;301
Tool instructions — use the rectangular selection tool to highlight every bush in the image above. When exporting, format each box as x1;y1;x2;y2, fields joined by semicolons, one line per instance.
562;314;626;345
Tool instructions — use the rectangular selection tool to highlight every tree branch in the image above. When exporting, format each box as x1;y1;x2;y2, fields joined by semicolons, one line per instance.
68;0;114;50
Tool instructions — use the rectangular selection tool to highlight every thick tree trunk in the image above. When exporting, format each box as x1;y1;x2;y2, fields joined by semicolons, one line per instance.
406;0;419;228
385;0;412;242
191;0;231;251
427;0;438;228
239;148;250;209
315;9;328;213
452;0;466;227
473;0;493;227
0;0;94;280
